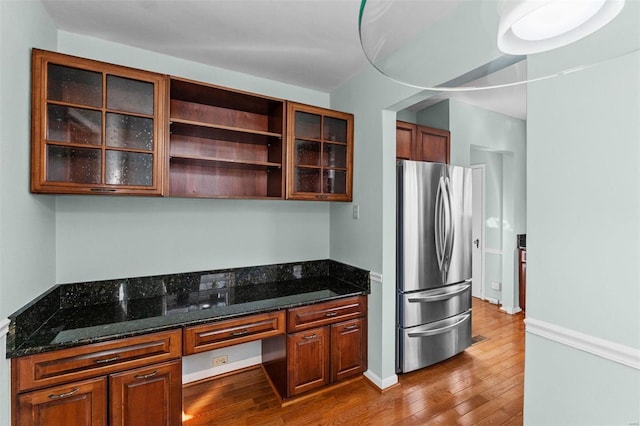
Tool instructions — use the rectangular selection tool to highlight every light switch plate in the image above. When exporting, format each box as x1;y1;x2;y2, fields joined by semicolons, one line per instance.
352;204;360;219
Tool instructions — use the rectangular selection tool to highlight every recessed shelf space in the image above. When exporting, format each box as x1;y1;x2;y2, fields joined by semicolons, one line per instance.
168;78;285;199
169;157;283;199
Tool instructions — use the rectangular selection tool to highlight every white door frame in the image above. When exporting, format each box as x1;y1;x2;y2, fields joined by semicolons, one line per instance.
471;164;486;300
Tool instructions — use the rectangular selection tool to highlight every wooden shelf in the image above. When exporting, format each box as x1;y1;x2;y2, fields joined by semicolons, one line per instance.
168;78;285;199
170;155;281;170
170;120;281;145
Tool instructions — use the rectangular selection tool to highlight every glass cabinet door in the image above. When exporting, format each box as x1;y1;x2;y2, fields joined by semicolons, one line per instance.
287;103;353;201
31;49;167;195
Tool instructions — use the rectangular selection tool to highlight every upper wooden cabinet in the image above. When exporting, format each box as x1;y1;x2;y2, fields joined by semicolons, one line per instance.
30;49;167;195
30;50;355;201
396;120;450;164
168;78;285;199
286;103;353;201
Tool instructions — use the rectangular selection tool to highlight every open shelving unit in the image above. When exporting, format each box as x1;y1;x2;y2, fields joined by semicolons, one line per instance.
168;78;285;199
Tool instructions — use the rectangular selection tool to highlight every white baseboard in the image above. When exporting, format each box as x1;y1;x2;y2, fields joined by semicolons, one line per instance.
525;318;640;370
485;297;500;305
500;306;522;315
363;369;398;390
0;318;9;338
182;355;262;384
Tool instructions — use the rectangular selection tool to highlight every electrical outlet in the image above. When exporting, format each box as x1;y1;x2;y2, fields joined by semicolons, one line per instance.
352;204;360;219
491;281;501;291
213;355;228;367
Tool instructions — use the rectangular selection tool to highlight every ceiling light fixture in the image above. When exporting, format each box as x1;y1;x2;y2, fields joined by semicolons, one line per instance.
497;0;626;55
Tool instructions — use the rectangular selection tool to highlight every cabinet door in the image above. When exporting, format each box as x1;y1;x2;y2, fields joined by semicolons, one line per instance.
31;49;167;195
396;121;416;160
287;327;330;396
109;360;182;426
331;318;367;382
16;377;107;426
414;125;450;163
286;102;353;201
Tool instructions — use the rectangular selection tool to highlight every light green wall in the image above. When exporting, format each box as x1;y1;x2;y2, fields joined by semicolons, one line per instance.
54;32;332;283
449;100;525;311
524;1;640;422
0;2;59;424
416;100;450;130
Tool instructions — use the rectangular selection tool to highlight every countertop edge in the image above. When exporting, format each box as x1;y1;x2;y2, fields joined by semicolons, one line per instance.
7;289;367;359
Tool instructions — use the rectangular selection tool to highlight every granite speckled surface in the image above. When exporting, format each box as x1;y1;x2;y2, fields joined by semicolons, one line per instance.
7;260;369;358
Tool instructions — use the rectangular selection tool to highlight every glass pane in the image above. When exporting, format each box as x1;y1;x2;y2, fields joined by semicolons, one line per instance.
294;167;321;193
323;143;347;168
323;169;347;194
107;75;154;115
106;113;154;150
47;105;102;145
47;64;102;107
105;150;153;186
46;145;101;183
295;140;321;166
323;116;348;142
294;111;321;139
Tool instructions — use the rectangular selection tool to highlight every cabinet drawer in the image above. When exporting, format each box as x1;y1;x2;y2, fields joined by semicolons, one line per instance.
287;296;366;333
184;311;285;355
13;329;182;393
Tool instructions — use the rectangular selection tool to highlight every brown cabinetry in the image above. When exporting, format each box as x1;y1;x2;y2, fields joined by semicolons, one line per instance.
286;103;353;201
184;311;286;354
287;326;330;395
12;330;182;426
519;249;526;312
168;78;285;199
396;120;450;163
16;377;107;426
30;49;167;195
262;296;367;399
109;360;181;426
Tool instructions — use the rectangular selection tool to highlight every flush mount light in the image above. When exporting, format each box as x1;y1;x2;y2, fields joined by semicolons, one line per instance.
497;0;626;55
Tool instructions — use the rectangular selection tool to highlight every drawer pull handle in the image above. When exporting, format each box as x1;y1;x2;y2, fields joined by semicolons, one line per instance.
344;325;358;331
303;334;317;340
95;355;120;364
325;312;338;317
134;370;159;380
232;330;249;337
48;388;79;400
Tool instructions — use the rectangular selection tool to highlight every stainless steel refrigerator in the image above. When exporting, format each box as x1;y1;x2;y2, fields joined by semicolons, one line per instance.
396;160;472;373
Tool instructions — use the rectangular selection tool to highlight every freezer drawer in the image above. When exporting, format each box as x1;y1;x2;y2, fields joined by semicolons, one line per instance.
397;310;471;373
399;281;471;328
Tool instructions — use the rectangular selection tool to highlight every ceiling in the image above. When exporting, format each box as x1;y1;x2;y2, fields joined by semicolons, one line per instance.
41;0;526;119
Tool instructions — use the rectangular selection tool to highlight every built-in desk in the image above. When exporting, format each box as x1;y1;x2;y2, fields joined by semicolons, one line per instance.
7;260;370;425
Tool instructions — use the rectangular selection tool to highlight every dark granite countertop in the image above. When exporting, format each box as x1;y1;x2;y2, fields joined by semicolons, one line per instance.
6;260;369;358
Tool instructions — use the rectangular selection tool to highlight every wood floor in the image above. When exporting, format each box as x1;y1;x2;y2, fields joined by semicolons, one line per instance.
183;298;525;425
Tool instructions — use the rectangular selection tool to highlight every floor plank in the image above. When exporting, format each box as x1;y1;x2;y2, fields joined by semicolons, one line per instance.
183;298;525;425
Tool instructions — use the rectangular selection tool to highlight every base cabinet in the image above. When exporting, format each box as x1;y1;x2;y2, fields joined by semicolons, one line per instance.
262;296;367;399
330;317;367;383
16;377;107;426
109;360;182;426
12;330;182;426
287;327;330;396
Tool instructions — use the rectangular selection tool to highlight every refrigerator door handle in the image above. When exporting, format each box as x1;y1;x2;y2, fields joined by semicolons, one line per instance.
407;313;470;337
408;282;471;303
443;176;455;267
435;176;446;270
